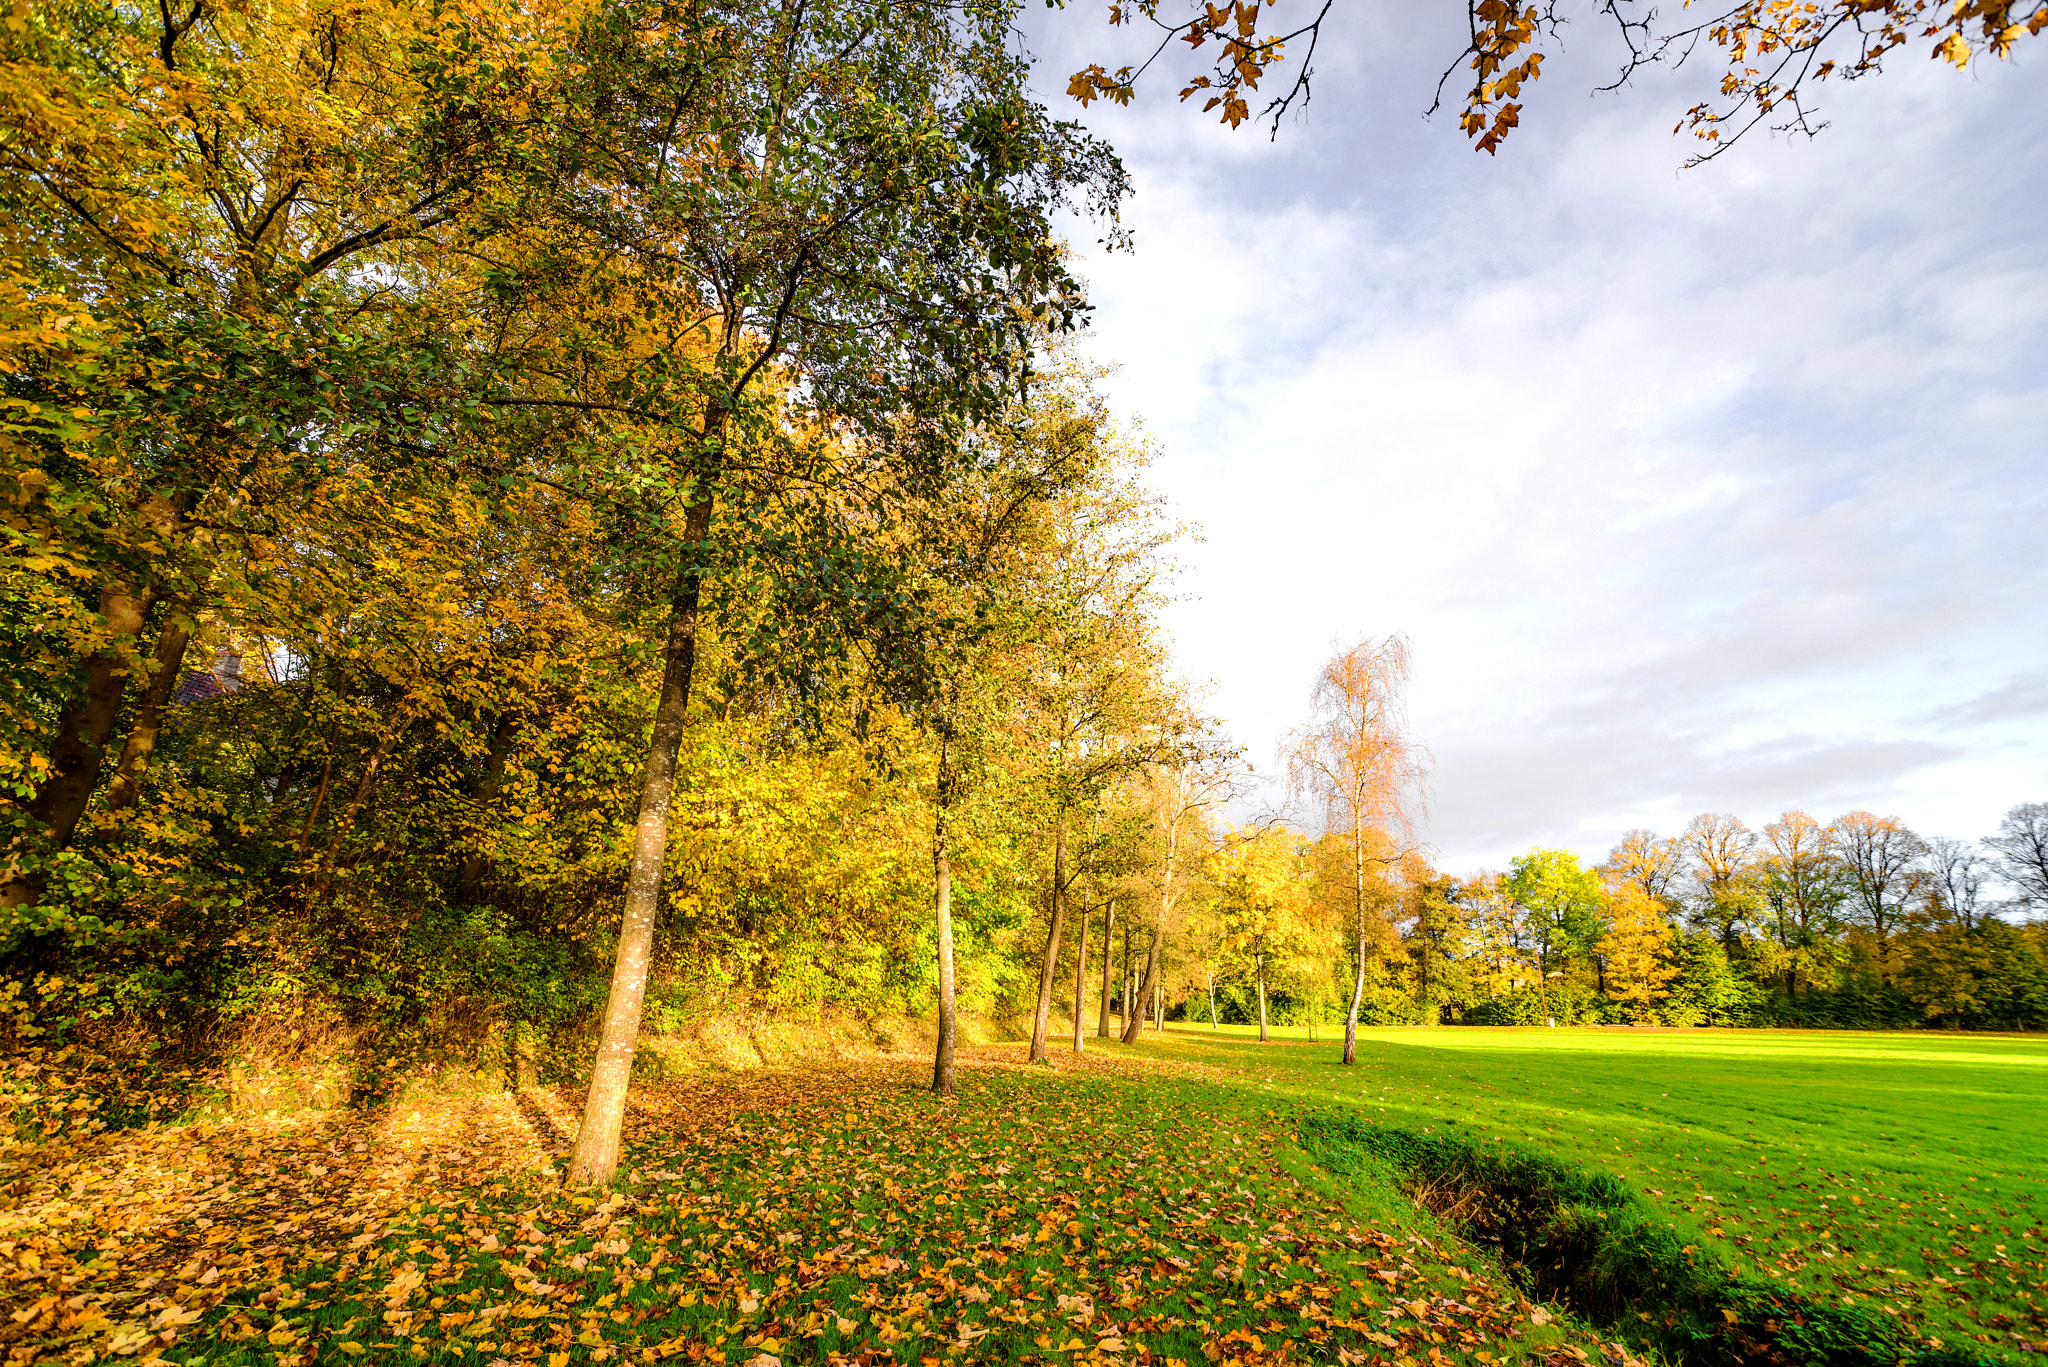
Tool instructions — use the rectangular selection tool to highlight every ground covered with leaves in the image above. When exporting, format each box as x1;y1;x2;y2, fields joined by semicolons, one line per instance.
2;1045;1636;1367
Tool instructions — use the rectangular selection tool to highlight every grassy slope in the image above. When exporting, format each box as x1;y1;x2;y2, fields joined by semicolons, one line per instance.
1139;1023;2048;1357
3;1046;1628;1367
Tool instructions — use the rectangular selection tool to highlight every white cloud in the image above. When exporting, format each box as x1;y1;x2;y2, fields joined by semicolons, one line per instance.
1028;9;2048;869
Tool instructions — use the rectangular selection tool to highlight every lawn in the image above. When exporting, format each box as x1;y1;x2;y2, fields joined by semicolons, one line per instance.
1140;1022;2048;1358
6;1025;2043;1367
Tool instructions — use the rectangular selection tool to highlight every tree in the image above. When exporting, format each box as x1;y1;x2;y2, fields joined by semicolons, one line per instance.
1924;836;1991;932
1014;458;1190;1065
1214;826;1313;1042
1121;750;1240;1045
561;0;1127;1184
1064;2;2046;159
0;0;551;906
1503;848;1605;1017
1284;635;1428;1065
872;349;1126;1094
1678;813;1759;955
1985;802;2048;917
1399;863;1470;1022
1601;884;1678;1020
1460;872;1528;1002
1758;811;1848;995
1665;929;1755;1026
1827;810;1926;982
1600;830;1681;905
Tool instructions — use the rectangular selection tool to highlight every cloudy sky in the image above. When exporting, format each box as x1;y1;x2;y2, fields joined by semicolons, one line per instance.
1023;6;2048;873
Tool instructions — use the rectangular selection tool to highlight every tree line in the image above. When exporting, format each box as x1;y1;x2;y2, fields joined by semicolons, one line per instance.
1012;638;2048;1043
1124;795;2048;1037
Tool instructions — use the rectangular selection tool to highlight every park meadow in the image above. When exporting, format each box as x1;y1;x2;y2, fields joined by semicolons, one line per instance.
6;1022;2045;1367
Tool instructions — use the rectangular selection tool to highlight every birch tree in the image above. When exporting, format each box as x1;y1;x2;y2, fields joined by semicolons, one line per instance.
1284;636;1428;1065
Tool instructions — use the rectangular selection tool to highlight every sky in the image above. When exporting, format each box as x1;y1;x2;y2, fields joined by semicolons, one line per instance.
1020;5;2048;875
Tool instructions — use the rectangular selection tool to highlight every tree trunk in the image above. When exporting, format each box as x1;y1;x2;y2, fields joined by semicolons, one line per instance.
456;708;520;899
294;754;336;855
100;610;195;812
1152;969;1162;1032
1097;900;1116;1038
1071;903;1088;1055
1027;812;1067;1064
567;478;718;1187
317;708;412;884
932;733;957;1095
1344;910;1366;1064
1122;928;1160;1044
1206;967;1218;1028
1344;816;1365;1065
0;581;155;908
1120;921;1132;1033
1256;953;1269;1042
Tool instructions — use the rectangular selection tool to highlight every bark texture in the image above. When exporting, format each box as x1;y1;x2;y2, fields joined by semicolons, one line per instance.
932;735;957;1095
1;583;154;908
1120;929;1158;1044
1070;904;1088;1054
1026;814;1067;1063
567;488;716;1186
100;611;194;813
1097;901;1115;1037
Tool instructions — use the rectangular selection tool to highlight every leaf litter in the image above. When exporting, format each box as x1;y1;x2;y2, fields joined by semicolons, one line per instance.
3;1046;1643;1366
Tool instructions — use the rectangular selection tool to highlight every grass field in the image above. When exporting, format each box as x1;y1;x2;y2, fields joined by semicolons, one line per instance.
1138;1022;2048;1356
7;1025;2044;1367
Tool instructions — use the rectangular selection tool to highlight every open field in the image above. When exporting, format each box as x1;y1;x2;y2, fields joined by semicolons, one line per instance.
1139;1023;2048;1356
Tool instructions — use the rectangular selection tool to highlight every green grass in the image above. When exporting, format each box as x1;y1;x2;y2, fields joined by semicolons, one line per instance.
22;1025;2044;1367
1136;1022;2048;1358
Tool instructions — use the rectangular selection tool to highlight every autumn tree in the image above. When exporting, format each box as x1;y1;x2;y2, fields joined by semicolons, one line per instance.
1010;450;1193;1065
0;0;564;907
547;0;1128;1183
1827;811;1925;982
1756;811;1848;996
878;359;1122;1095
1213;826;1314;1042
1397;862;1470;1021
1460;872;1528;1002
1502;848;1605;1017
1284;636;1428;1065
1599;830;1682;906
1120;749;1240;1045
1678;813;1760;955
1600;883;1677;1020
1063;1;2046;159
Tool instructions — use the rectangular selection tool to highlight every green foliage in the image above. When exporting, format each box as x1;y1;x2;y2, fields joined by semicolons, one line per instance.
1663;930;1764;1026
